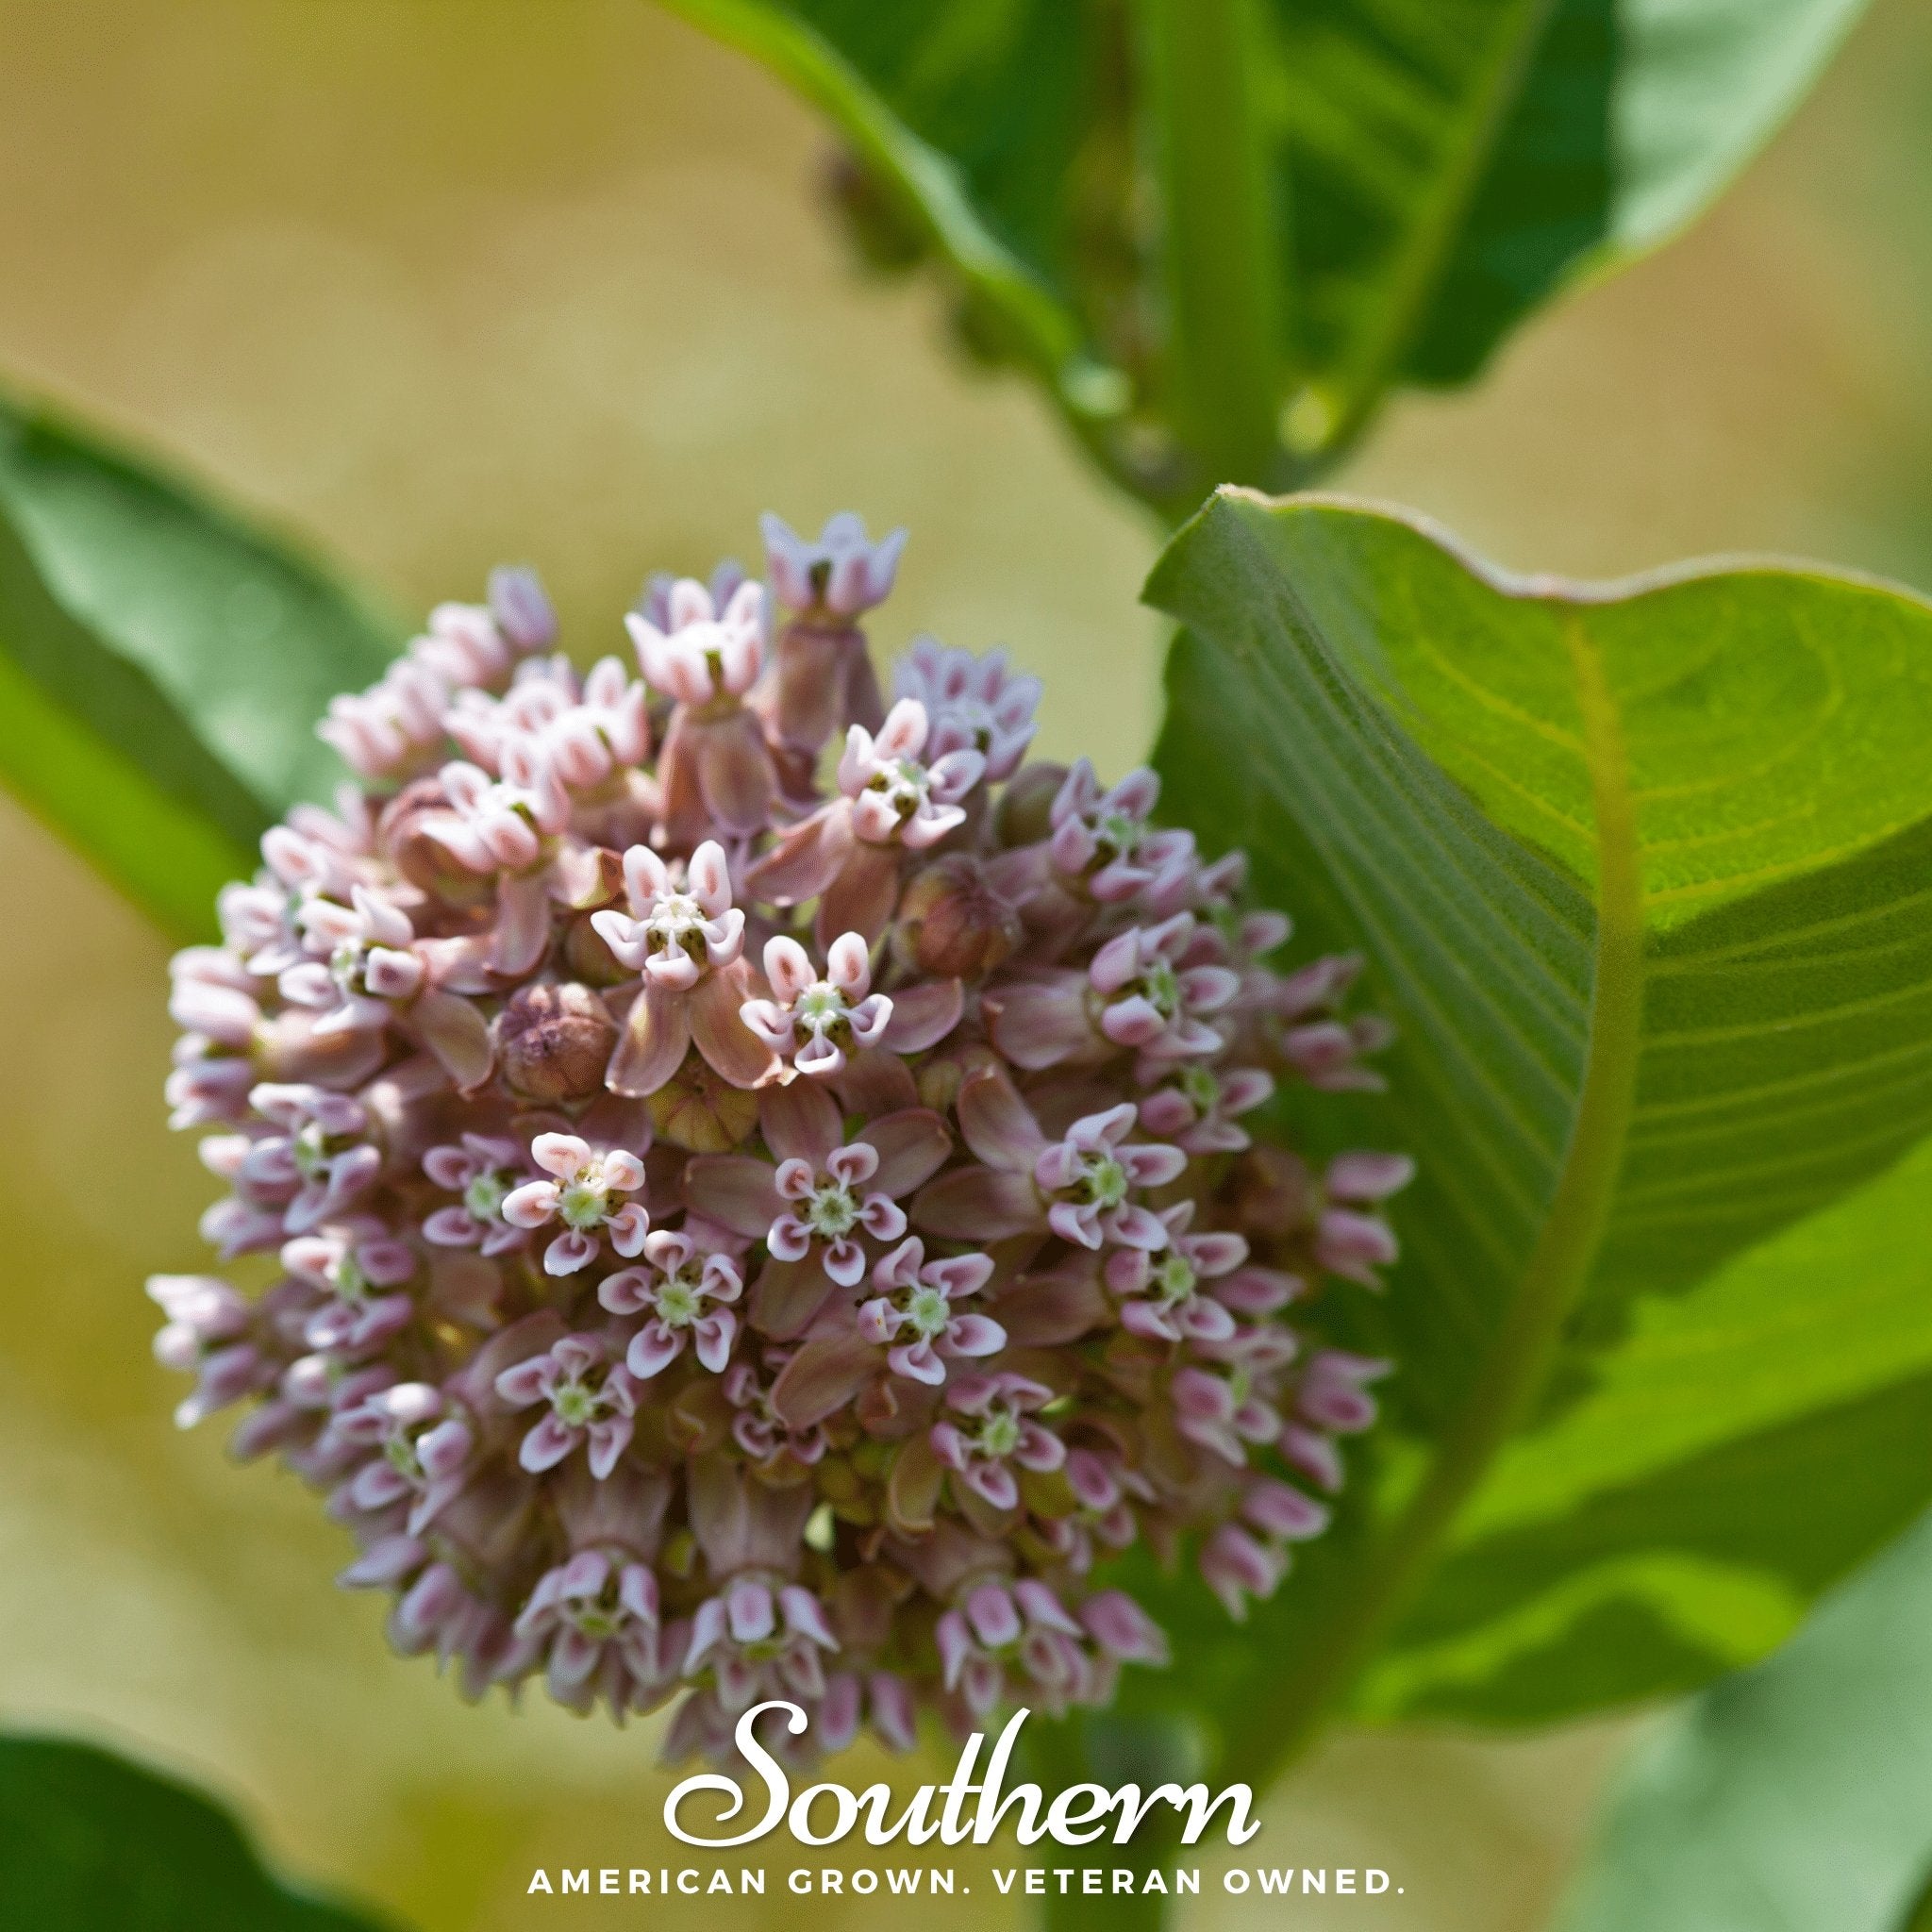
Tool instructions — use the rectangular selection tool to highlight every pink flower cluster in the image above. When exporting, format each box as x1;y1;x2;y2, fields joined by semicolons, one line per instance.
152;513;1408;1759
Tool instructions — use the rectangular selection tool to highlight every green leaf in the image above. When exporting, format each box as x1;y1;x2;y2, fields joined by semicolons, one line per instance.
0;391;401;939
666;0;1872;505
1136;490;1932;1786
1554;1507;1932;1932
0;1733;394;1931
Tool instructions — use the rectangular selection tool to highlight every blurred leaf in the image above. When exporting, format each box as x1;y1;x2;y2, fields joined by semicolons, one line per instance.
0;391;400;939
1554;1507;1932;1932
667;0;1872;508
0;1733;393;1931
1139;490;1932;1785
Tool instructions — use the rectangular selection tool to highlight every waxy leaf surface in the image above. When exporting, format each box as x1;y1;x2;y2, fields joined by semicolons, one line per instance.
669;0;1871;501
0;1734;392;1931
0;394;398;938
1131;491;1932;1779
1555;1507;1932;1932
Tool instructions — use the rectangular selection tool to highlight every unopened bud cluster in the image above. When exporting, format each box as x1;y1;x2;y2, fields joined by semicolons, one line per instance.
153;512;1408;1760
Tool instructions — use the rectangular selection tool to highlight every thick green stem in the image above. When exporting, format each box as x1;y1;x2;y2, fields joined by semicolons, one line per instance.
1137;0;1287;494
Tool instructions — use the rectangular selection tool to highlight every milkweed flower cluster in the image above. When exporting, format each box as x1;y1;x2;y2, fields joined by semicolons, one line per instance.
151;513;1408;1758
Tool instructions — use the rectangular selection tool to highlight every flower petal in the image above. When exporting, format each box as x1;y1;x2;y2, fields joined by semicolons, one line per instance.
683;1156;783;1238
912;1166;1043;1241
858;1108;953;1199
607;979;691;1099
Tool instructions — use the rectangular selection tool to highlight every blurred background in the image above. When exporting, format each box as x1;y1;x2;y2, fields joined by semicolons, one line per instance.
2;2;1929;1926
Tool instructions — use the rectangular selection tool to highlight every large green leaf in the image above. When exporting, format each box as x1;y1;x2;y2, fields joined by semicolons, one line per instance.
666;0;1871;508
1132;490;1932;1787
1554;1507;1932;1932
0;391;401;939
0;1734;392;1931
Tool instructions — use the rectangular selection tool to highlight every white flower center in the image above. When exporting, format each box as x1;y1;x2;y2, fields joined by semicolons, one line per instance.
656;1272;704;1326
1177;1063;1221;1113
802;1180;859;1239
464;1170;510;1222
330;937;370;992
1096;808;1145;858
552;1378;602;1426
903;1284;952;1339
1076;1152;1129;1210
569;1599;623;1641
1139;958;1181;1017
867;758;931;824
1152;1253;1197;1305
791;982;852;1047
292;1120;339;1180
647;891;708;952
558;1166;612;1230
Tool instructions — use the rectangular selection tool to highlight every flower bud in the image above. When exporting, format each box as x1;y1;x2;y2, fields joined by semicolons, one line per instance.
379;778;495;906
894;855;1021;979
493;983;619;1102
563;911;629;986
995;759;1067;847
646;1052;759;1153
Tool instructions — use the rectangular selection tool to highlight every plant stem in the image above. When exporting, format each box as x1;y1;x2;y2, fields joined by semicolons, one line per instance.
1221;610;1646;1789
1137;0;1287;494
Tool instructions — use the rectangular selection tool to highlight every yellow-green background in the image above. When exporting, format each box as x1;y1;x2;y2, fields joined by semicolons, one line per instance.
2;3;1929;1925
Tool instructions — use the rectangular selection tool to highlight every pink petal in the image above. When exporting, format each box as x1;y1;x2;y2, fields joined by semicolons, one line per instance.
606;978;691;1098
912;1167;1044;1241
491;872;553;976
519;1413;578;1472
985;975;1092;1070
858;1108;953;1198
694;714;774;835
758;1078;843;1166
500;1180;558;1228
965;1582;1020;1647
825;931;872;998
689;964;780;1090
412;988;494;1089
683;1157;783;1238
964;1462;1019;1510
763;936;815;1003
543;1230;599;1275
1100;995;1167;1047
1080;1591;1169;1665
956;1067;1045;1171
887;1340;946;1385
693;1310;737;1373
746;806;852;907
816;843;900;949
1326;1150;1417;1201
771;1332;878;1429
587;1415;635;1478
747;1255;837;1341
941;1313;1005;1358
878;975;963;1055
822;1238;867;1286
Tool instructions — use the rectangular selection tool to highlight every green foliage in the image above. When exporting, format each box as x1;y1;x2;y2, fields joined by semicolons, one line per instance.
0;393;400;939
666;0;1872;513
1555;1507;1932;1932
0;1733;392;1931
1138;491;1932;1787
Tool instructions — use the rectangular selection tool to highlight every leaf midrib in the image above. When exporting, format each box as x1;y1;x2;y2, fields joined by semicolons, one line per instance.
1317;0;1559;459
1220;599;1646;1787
